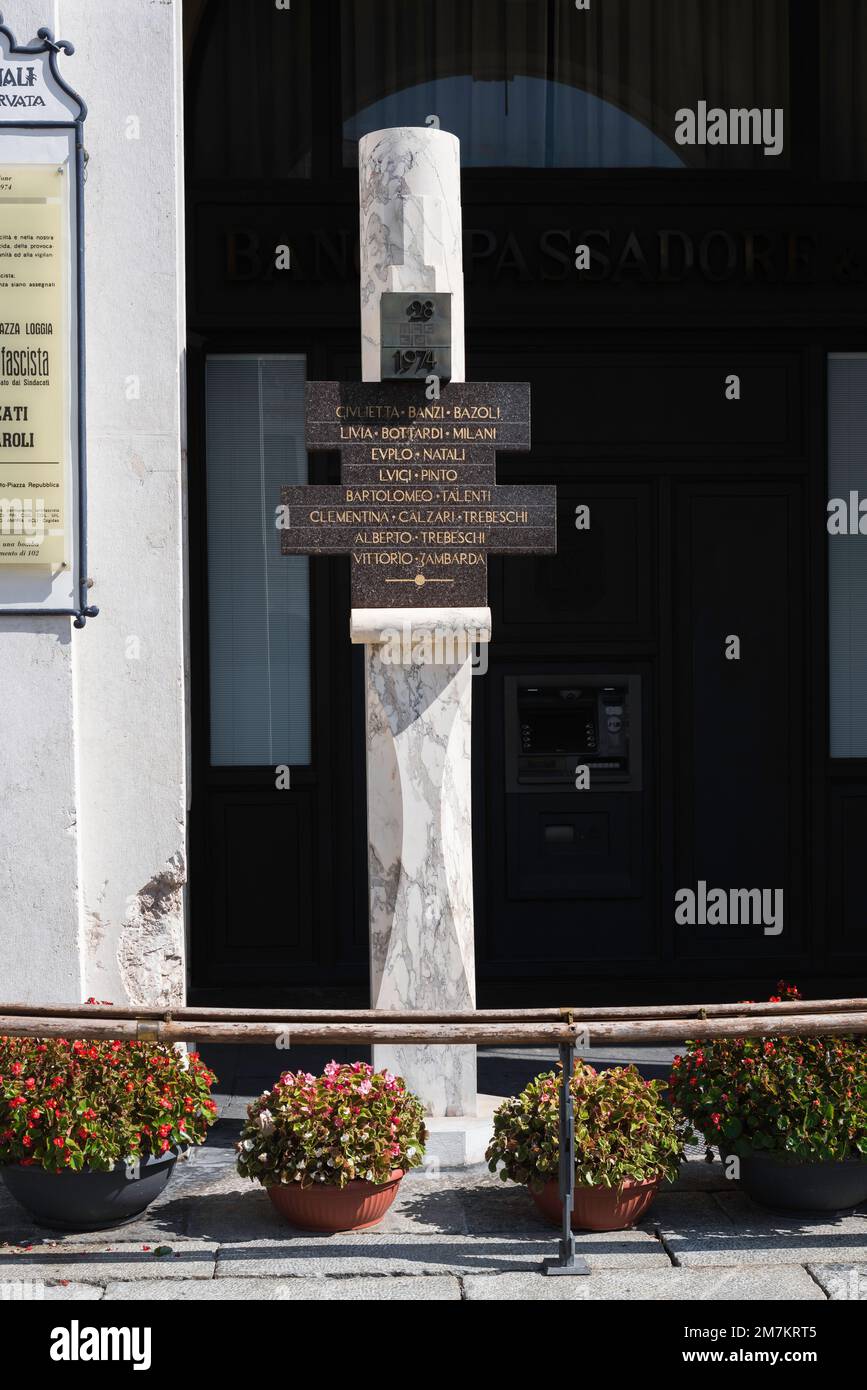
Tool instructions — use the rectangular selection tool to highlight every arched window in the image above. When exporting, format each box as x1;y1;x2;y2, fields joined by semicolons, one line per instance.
345;76;684;169
341;0;790;170
186;0;793;179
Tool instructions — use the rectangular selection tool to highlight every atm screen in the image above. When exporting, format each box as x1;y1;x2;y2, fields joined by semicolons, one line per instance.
508;675;641;790
521;707;596;754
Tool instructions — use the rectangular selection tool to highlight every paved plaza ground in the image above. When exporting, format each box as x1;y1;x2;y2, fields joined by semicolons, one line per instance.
0;1046;864;1301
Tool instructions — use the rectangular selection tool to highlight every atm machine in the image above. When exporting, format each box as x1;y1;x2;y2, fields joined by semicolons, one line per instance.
502;673;644;902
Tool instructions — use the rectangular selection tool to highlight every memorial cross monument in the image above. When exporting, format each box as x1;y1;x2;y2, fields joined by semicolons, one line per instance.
280;127;556;1140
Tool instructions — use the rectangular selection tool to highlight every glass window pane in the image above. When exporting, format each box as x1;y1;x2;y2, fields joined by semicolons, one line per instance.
189;0;312;179
829;355;867;757
206;356;311;766
341;0;789;169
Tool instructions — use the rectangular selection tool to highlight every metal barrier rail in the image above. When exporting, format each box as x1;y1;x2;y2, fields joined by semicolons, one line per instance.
3;1003;867;1276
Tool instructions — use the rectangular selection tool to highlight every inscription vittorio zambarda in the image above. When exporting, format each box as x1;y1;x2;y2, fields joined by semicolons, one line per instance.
278;381;556;607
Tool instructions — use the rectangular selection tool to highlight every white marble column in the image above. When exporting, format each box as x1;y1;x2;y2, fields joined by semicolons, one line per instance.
359;126;465;383
351;610;490;1116
353;129;491;1147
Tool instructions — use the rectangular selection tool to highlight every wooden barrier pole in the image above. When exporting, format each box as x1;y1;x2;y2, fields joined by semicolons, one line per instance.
0;998;866;1024
1;1011;866;1044
0;1018;581;1046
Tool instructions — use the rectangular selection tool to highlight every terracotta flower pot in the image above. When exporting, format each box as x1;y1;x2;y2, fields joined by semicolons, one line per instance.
266;1170;404;1232
531;1175;663;1232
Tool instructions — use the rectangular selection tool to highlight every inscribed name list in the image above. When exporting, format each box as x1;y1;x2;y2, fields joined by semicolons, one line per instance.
281;382;554;607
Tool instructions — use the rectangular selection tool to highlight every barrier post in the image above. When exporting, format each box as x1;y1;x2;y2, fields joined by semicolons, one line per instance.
542;1039;590;1276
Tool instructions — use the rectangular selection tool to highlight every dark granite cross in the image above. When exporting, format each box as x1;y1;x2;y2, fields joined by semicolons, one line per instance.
279;380;555;608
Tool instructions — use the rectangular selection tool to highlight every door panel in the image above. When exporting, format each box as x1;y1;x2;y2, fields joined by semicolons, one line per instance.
672;483;805;959
189;345;367;1000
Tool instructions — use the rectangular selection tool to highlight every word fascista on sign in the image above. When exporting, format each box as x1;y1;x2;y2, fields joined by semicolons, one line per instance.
0;164;67;564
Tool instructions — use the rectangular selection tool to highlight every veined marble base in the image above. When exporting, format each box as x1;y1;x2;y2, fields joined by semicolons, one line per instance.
352;608;490;1118
421;1095;499;1170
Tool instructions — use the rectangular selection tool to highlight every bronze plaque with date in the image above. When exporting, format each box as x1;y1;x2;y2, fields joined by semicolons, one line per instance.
379;292;452;382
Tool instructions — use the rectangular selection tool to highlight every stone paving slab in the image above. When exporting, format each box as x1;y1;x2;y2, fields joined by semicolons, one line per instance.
653;1189;867;1267
103;1275;462;1300
46;1268;830;1300
0;1280;104;1300
214;1096;260;1122
671;1162;730;1194
0;1242;218;1282
215;1227;669;1279
806;1264;867;1300
178;1188;295;1243
462;1266;827;1301
399;1169;546;1235
1;1211;203;1248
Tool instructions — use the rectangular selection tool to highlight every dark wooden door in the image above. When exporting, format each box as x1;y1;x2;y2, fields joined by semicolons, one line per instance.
187;338;368;1004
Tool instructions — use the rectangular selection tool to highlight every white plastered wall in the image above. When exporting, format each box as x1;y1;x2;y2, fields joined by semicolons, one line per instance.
0;0;188;1005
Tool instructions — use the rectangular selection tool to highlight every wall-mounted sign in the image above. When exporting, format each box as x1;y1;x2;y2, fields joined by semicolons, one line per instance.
0;163;67;563
0;13;96;624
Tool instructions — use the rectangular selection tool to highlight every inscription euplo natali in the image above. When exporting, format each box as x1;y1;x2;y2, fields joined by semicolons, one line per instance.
280;381;555;606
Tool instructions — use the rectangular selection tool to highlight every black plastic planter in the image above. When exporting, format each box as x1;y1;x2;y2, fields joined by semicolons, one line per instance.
736;1152;867;1214
0;1148;181;1232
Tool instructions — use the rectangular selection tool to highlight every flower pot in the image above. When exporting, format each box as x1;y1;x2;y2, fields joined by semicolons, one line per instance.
734;1152;867;1214
531;1176;663;1232
267;1170;404;1232
0;1148;181;1232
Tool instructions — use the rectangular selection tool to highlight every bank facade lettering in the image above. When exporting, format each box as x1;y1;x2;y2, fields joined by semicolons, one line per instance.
221;224;854;288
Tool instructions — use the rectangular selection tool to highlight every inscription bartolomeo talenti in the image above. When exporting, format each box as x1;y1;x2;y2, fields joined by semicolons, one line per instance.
279;381;555;607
